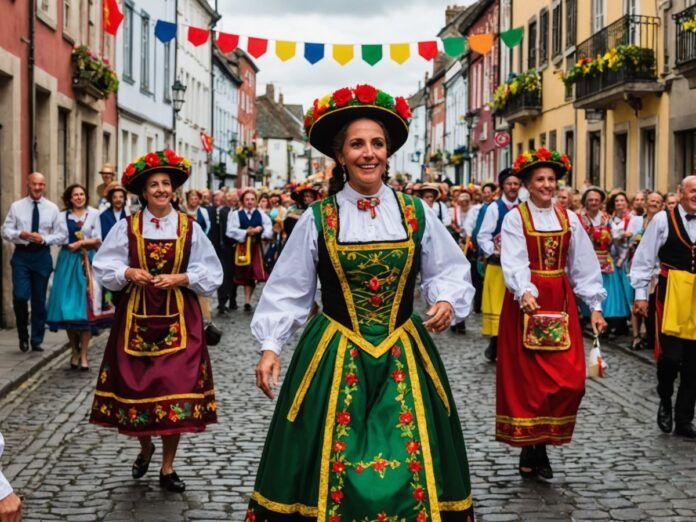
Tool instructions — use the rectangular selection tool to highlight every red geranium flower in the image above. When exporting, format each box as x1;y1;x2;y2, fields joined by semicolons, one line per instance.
145;152;161;167
536;147;552;161
406;440;420;453
369;295;383;307
333;440;346;452
372;459;387;472
391;345;401;357
409;460;422;473
395;96;412;119
367;276;381;292
336;411;351;425
399;412;413;425
345;372;358;386
392;369;406;383
354;84;378;104
330;490;344;504
124;163;136;177
332;461;346;473
333;87;353;107
413;487;425;502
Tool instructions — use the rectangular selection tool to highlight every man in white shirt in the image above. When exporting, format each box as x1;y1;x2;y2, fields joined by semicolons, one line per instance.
1;173;66;352
477;168;521;361
631;175;696;439
0;433;21;522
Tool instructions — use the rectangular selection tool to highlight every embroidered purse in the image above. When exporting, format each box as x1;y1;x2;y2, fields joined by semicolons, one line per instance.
234;236;252;266
522;311;571;351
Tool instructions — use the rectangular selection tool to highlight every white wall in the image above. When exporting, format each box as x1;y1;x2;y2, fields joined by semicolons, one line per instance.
212;61;239;186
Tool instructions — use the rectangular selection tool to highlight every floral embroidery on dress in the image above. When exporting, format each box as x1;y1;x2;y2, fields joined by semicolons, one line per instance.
128;322;181;353
99;365;109;385
543;236;560;268
146;241;174;274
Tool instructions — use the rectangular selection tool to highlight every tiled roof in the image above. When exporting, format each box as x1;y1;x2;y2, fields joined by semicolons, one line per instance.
255;95;304;141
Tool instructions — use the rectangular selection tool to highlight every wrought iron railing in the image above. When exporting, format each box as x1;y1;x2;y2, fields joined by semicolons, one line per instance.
675;4;696;67
501;89;542;117
574;15;659;100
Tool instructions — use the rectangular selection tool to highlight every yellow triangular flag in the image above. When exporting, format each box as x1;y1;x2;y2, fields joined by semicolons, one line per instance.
390;43;410;64
333;44;354;66
275;40;296;62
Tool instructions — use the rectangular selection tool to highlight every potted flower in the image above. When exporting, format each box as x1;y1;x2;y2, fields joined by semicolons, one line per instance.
71;44;119;98
491;70;541;113
559;44;655;87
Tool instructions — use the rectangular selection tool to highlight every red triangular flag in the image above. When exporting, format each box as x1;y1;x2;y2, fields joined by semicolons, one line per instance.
103;0;124;36
418;41;438;61
247;37;268;58
217;32;239;54
188;26;210;47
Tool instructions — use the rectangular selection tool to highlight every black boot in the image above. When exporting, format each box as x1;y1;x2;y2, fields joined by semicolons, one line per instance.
535;444;553;479
13;299;29;352
657;399;673;433
484;337;497;362
519;446;536;478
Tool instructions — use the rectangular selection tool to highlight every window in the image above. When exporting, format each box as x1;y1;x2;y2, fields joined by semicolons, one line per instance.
163;41;171;101
565;0;576;49
539;132;547;148
549;129;557;151
552;2;562;58
140;14;150;91
63;0;71;31
592;0;604;33
614;132;628;189
588;131;601;186
528;138;535;150
539;9;549;66
528;18;537;70
103;132;111;165
564;129;575;184
641;127;656;190
123;4;134;79
58;109;69;189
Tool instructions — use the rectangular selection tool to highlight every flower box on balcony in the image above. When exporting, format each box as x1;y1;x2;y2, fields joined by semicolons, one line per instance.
674;5;696;88
71;45;118;100
493;70;542;125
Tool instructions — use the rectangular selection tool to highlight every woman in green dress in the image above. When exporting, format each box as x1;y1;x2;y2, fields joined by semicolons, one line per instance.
247;84;476;522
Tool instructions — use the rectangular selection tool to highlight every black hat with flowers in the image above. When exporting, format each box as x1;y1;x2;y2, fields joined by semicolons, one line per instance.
511;147;572;179
291;182;321;203
304;84;412;159
121;149;191;194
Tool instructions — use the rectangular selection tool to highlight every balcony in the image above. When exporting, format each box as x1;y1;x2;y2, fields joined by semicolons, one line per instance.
573;15;663;110
674;4;696;87
499;90;542;125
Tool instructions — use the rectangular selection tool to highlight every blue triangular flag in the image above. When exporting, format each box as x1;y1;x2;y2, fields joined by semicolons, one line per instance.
154;20;177;43
304;42;325;65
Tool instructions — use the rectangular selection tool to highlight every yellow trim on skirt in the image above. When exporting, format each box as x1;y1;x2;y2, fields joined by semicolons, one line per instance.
482;263;505;336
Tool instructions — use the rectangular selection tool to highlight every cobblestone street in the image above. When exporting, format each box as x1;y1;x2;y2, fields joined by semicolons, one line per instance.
2;298;696;521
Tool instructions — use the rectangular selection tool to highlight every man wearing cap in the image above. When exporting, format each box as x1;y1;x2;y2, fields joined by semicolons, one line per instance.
1;172;66;352
477;168;521;361
96;163;117;212
99;182;129;240
417;182;451;226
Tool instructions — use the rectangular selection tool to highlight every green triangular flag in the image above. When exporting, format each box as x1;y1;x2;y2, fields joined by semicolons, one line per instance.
361;44;383;66
442;37;465;57
500;27;524;48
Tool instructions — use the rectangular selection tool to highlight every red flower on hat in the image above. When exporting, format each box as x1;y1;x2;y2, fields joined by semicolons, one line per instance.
395;96;412;119
536;147;552;161
312;100;320;120
124;163;136;177
355;84;378;104
145;152;161;167
304;115;312;129
333;87;353;107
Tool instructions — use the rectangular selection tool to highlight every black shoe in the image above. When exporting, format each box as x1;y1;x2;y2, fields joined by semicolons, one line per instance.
70;362;79;370
534;444;553;479
80;365;90;372
484;338;497;362
19;340;30;353
132;444;155;479
657;400;673;433
216;307;228;316
674;423;696;439
31;344;44;352
159;470;186;492
519;446;536;478
244;303;252;312
230;302;238;310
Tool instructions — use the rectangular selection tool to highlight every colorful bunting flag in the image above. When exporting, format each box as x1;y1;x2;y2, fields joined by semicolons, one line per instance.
275;41;296;61
217;32;239;53
154;20;177;43
200;132;213;154
188;26;209;46
333;44;354;66
304;43;325;64
500;27;524;49
390;43;410;64
248;37;268;58
468;33;494;55
362;44;382;66
103;0;124;36
443;37;465;57
418;41;439;61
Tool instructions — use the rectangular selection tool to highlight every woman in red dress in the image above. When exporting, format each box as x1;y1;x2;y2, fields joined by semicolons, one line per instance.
496;148;608;479
89;150;223;492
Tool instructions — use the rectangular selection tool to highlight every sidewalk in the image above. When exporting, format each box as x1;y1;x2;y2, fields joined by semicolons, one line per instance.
0;329;72;399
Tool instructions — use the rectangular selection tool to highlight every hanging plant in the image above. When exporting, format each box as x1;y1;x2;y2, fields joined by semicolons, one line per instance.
491;69;541;112
71;44;119;97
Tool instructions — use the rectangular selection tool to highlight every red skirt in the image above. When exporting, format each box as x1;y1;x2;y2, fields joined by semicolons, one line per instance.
496;273;585;447
234;241;268;285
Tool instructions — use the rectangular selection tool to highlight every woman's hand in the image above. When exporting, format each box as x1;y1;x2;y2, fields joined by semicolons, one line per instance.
125;268;154;286
519;292;540;315
152;273;188;289
66;240;83;252
590;310;608;335
256;350;281;400
423;301;454;333
633;299;649;317
0;491;22;522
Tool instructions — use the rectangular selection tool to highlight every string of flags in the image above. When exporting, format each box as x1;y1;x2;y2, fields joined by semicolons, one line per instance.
103;3;525;66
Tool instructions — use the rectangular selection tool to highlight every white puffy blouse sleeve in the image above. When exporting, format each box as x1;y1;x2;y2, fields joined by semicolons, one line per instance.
226;210;247;243
250;210;319;355
93;218;130;291
420;204;474;323
186;221;223;296
0;432;12;500
500;209;537;301
566;212;607;311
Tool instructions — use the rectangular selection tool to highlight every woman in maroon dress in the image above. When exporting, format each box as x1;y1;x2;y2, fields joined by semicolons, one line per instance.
89;150;223;492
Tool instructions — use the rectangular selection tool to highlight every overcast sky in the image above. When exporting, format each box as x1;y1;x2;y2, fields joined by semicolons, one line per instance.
217;1;474;111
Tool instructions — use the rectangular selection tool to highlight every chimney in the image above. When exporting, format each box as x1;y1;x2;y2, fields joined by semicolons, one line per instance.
445;4;465;25
279;92;284;105
266;83;275;102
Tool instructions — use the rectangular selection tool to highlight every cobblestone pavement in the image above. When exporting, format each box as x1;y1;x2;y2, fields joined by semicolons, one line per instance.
2;297;696;521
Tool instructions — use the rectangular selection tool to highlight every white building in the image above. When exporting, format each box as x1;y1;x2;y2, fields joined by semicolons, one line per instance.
176;0;219;188
390;87;427;181
444;59;469;184
116;0;176;172
211;48;241;189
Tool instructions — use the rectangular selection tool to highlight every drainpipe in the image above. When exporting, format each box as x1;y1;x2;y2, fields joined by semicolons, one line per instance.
28;0;36;172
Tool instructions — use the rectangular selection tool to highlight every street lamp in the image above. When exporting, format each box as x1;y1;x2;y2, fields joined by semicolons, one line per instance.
171;79;187;114
464;111;477;183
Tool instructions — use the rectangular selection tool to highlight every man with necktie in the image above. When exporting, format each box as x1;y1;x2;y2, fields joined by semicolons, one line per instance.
1;173;66;352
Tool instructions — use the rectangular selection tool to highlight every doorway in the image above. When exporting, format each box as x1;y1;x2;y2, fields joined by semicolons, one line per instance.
614;132;628;190
589;131;602;186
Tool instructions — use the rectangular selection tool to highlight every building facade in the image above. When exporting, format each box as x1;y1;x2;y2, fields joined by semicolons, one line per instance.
390;87;427;181
211;47;241;188
234;49;259;187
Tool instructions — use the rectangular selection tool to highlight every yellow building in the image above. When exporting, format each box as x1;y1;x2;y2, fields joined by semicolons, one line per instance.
503;0;671;193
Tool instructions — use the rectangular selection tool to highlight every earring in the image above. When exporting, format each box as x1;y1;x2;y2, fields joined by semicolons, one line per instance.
341;164;348;182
